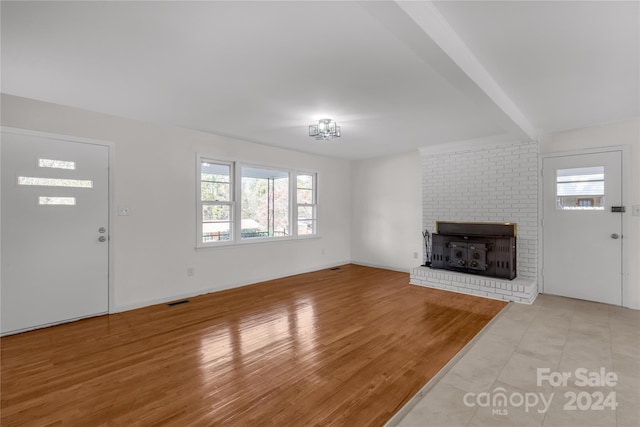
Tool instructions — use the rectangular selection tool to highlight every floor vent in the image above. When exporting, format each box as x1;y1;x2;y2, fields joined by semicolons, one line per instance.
167;299;190;307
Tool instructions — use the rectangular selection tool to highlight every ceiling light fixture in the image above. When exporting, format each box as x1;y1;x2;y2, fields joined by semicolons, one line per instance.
309;118;341;141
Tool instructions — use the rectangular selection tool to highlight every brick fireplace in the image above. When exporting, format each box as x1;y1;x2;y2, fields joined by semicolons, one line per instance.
410;138;538;304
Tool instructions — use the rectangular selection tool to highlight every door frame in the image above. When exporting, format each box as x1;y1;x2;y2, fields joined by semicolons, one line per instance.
539;145;631;307
1;126;115;317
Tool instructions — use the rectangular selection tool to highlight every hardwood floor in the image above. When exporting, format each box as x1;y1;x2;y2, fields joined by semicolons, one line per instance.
1;264;506;426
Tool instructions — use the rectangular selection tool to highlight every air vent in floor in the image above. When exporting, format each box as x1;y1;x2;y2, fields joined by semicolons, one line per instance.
167;299;190;307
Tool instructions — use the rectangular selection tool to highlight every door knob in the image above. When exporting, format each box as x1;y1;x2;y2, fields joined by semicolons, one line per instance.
98;236;107;242
611;233;620;239
98;227;106;233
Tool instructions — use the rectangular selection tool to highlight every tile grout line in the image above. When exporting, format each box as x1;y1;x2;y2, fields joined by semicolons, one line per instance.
464;302;541;427
540;300;576;427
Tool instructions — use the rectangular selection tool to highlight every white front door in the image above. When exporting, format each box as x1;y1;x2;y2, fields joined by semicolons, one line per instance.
1;129;110;334
542;150;623;305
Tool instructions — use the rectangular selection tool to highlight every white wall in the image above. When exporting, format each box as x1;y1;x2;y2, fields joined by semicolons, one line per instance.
350;151;422;271
1;94;352;311
540;119;640;309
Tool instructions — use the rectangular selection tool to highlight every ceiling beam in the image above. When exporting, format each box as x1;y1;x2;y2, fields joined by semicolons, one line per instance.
360;1;537;142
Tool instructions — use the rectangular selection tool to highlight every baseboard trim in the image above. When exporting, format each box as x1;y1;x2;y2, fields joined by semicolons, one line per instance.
111;260;352;313
349;260;409;273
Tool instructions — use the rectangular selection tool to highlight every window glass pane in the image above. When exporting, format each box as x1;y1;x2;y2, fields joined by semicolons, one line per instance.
298;206;314;220
557;181;604;196
201;182;230;202
201;162;230;183
297;188;314;204
556;166;605;210
297;174;314;204
202;222;231;242
557;166;604;182
273;177;289;236
298;220;315;235
18;176;93;188
241;167;289;239
38;158;76;170
297;174;313;189
38;196;76;206
200;160;233;244
203;205;230;221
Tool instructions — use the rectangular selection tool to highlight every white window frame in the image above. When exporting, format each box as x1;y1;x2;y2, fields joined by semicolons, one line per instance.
197;155;318;248
294;171;318;236
197;158;235;247
239;163;292;241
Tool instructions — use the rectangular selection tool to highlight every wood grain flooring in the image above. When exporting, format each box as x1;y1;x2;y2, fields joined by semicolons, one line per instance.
1;264;506;426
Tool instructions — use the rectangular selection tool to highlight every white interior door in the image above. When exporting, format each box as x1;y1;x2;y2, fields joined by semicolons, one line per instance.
542;150;623;305
1;129;109;334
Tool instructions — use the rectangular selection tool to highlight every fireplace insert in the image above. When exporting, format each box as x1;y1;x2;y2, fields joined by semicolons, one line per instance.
431;221;516;280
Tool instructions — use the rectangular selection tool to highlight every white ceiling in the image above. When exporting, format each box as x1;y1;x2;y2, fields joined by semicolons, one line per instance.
433;0;640;133
2;1;638;160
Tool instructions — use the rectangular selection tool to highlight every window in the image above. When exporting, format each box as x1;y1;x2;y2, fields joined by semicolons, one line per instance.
38;196;76;206
18;176;93;188
197;156;318;247
296;173;317;235
38;158;76;170
200;161;233;242
556;166;605;210
241;166;289;240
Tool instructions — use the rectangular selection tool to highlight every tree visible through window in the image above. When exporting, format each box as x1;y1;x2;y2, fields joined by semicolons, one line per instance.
241;167;289;239
297;173;316;235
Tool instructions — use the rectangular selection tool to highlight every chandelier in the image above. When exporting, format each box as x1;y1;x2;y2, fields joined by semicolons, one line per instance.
309;118;341;141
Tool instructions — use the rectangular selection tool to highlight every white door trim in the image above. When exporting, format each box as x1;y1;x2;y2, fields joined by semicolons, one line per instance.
538;145;631;307
1;126;116;315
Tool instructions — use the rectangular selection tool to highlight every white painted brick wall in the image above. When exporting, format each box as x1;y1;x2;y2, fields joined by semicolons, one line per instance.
421;140;539;280
410;267;538;304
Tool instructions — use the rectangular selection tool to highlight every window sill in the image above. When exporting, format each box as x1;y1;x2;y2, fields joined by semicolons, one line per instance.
195;234;321;251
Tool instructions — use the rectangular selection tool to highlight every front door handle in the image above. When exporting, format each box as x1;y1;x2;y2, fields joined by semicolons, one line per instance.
611;233;620;239
98;236;107;243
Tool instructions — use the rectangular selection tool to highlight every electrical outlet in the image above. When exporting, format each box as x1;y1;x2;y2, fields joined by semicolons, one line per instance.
118;207;130;216
632;205;640;216
187;267;195;277
413;252;418;259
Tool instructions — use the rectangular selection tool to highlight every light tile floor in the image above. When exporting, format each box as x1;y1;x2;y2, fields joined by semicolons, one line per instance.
394;294;640;427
